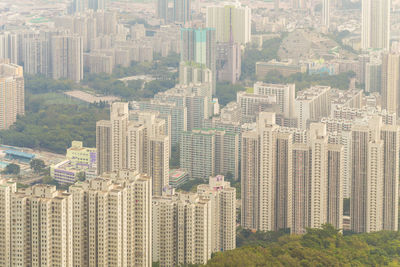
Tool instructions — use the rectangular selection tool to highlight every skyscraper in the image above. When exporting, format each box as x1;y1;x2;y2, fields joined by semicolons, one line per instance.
326;144;344;230
309;123;328;229
180;128;239;180
0;60;24;130
197;175;236;253
381;53;400;115
381;125;400;231
0;171;151;266
96;103;170;195
274;132;293;231
351;117;384;233
70;170;152;266
181;28;216;93
241;130;259;230
51;34;83;82
157;0;192;24
206;2;251;44
216;42;241;83
157;0;169;23
361;0;390;50
242;113;344;234
174;0;191;24
0;32;19;64
0;180;16;266
152;192;212;266
322;0;330;27
291;143;311;234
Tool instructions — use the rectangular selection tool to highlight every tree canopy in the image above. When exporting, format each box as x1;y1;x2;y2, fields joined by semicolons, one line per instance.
2;163;20;175
241;37;282;81
205;225;400;267
264;70;356;91
30;158;46;173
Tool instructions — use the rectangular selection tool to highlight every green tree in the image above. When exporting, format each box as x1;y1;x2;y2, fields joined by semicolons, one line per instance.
42;175;58;186
77;171;86;182
2;163;20;175
30;158;46;173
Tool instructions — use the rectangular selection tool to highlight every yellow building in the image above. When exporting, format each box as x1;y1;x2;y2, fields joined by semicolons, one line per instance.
66;141;96;167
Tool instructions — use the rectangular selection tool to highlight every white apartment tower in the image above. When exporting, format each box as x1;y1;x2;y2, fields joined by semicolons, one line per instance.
381;53;400;116
51;34;83;82
69;170;152;267
197;175;236;253
351;117;384;233
242;113;344;234
322;0;330;27
253;82;296;118
0;61;24;129
96;103;170;195
11;184;73;267
0;180;16;266
152;192;212;266
0;171;151;266
362;0;390;50
206;2;251;44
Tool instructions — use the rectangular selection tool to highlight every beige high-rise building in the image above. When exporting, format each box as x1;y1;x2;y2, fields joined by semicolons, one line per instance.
241;130;259;230
51;34;83;82
309;123;328;229
381;53;400;116
351;117;384;233
326;144;344;230
241;112;278;232
253;82;296;118
362;0;390;50
11;184;73;267
0;61;24;129
96;103;170;195
322;0;330;27
274;132;293;231
381;125;400;231
0;33;18;64
295;86;331;130
0;170;151;267
197;175;236;253
181;128;239;180
206;2;251;44
291;143;311;234
0;180;16;266
96;120;112;175
149;136;169;195
152;191;212;266
70;170;152;267
110;102;129;171
242;113;345;234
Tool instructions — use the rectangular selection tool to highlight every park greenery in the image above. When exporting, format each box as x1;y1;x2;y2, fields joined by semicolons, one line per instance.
205;225;400;267
215;82;246;106
264;70;356;91
30;158;46;173
0;77;109;155
241;37;282;81
2;163;20;175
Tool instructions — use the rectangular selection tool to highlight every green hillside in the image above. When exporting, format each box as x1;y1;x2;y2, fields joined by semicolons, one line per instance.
205;225;400;267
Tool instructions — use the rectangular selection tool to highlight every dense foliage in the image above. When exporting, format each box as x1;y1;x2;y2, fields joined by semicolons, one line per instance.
2;163;20;175
0;104;108;154
205;225;400;267
0;76;109;154
215;82;246;106
81;53;179;100
241;38;282;81
264;70;356;91
30;159;46;173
